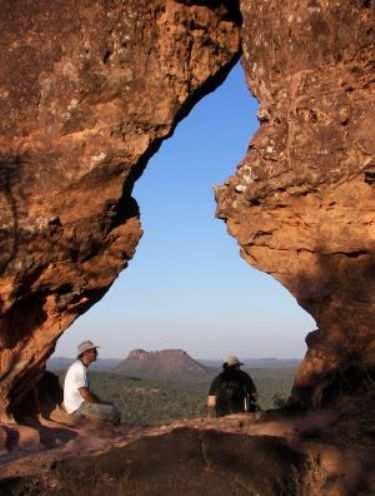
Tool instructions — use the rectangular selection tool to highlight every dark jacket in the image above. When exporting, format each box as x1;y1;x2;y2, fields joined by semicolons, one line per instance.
209;366;257;416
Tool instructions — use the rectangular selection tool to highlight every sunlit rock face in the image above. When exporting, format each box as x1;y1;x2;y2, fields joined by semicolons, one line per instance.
1;0;373;419
216;0;375;406
0;0;241;419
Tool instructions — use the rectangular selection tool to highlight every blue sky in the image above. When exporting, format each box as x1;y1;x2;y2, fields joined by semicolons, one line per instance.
55;63;315;360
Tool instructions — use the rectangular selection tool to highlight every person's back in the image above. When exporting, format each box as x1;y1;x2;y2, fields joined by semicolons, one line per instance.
207;356;257;417
214;368;246;415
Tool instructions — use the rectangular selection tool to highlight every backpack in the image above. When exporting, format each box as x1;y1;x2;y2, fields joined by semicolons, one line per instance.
216;378;244;413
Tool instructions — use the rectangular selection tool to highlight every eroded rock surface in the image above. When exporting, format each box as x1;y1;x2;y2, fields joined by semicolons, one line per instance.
216;0;375;406
0;0;240;418
1;400;375;496
0;0;374;418
0;427;305;496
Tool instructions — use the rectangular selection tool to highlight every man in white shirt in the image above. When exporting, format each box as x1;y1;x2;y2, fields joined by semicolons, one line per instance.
63;340;120;425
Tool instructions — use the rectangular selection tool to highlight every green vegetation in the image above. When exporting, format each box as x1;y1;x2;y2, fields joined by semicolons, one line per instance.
90;372;207;425
88;367;296;425
248;368;295;410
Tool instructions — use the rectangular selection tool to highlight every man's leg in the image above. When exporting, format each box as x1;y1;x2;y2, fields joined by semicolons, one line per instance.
75;402;121;425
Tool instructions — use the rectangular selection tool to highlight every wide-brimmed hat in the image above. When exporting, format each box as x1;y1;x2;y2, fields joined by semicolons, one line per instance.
224;355;243;367
77;340;99;357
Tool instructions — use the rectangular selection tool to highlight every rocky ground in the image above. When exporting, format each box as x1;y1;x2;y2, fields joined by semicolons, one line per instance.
0;1;374;493
1;392;375;496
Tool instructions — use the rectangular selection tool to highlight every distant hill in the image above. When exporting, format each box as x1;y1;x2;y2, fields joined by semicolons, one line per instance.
115;349;214;382
48;357;121;371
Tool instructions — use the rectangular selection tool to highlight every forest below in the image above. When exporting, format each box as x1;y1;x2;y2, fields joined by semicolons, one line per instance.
85;368;296;425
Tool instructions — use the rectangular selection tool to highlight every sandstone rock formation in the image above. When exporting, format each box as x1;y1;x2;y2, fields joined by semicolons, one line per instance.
0;421;307;496
2;399;375;495
15;428;305;496
216;0;375;406
0;0;374;419
0;0;240;419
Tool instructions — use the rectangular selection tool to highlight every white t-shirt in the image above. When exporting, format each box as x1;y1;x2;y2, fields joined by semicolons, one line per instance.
63;360;89;414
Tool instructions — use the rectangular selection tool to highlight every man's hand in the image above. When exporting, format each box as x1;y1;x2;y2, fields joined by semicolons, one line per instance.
207;395;216;418
78;387;100;403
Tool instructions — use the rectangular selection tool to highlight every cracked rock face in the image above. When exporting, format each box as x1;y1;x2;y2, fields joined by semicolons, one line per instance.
0;0;374;418
0;0;240;418
216;0;375;405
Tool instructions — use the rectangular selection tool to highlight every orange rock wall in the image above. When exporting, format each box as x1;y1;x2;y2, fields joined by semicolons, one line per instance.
0;0;374;416
0;0;240;418
216;0;375;405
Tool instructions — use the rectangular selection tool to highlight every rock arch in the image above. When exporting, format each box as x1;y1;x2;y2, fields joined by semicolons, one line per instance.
0;0;374;419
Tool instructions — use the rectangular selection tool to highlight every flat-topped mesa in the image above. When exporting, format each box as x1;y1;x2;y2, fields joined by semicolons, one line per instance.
216;1;375;406
0;0;241;420
116;348;210;382
128;349;188;358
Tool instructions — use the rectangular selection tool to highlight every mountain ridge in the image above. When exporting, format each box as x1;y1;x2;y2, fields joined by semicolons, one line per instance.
48;354;300;373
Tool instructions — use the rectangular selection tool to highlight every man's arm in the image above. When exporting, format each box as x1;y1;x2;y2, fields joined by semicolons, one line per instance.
207;375;220;408
78;387;101;403
242;372;257;399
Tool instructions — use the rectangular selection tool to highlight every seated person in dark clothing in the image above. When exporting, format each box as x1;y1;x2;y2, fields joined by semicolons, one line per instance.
207;355;257;417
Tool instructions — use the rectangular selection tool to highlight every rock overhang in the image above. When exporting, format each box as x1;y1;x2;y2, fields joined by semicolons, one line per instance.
0;0;241;419
0;0;374;418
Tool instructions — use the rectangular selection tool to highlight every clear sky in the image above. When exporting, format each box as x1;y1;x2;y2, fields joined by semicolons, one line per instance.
54;62;315;361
